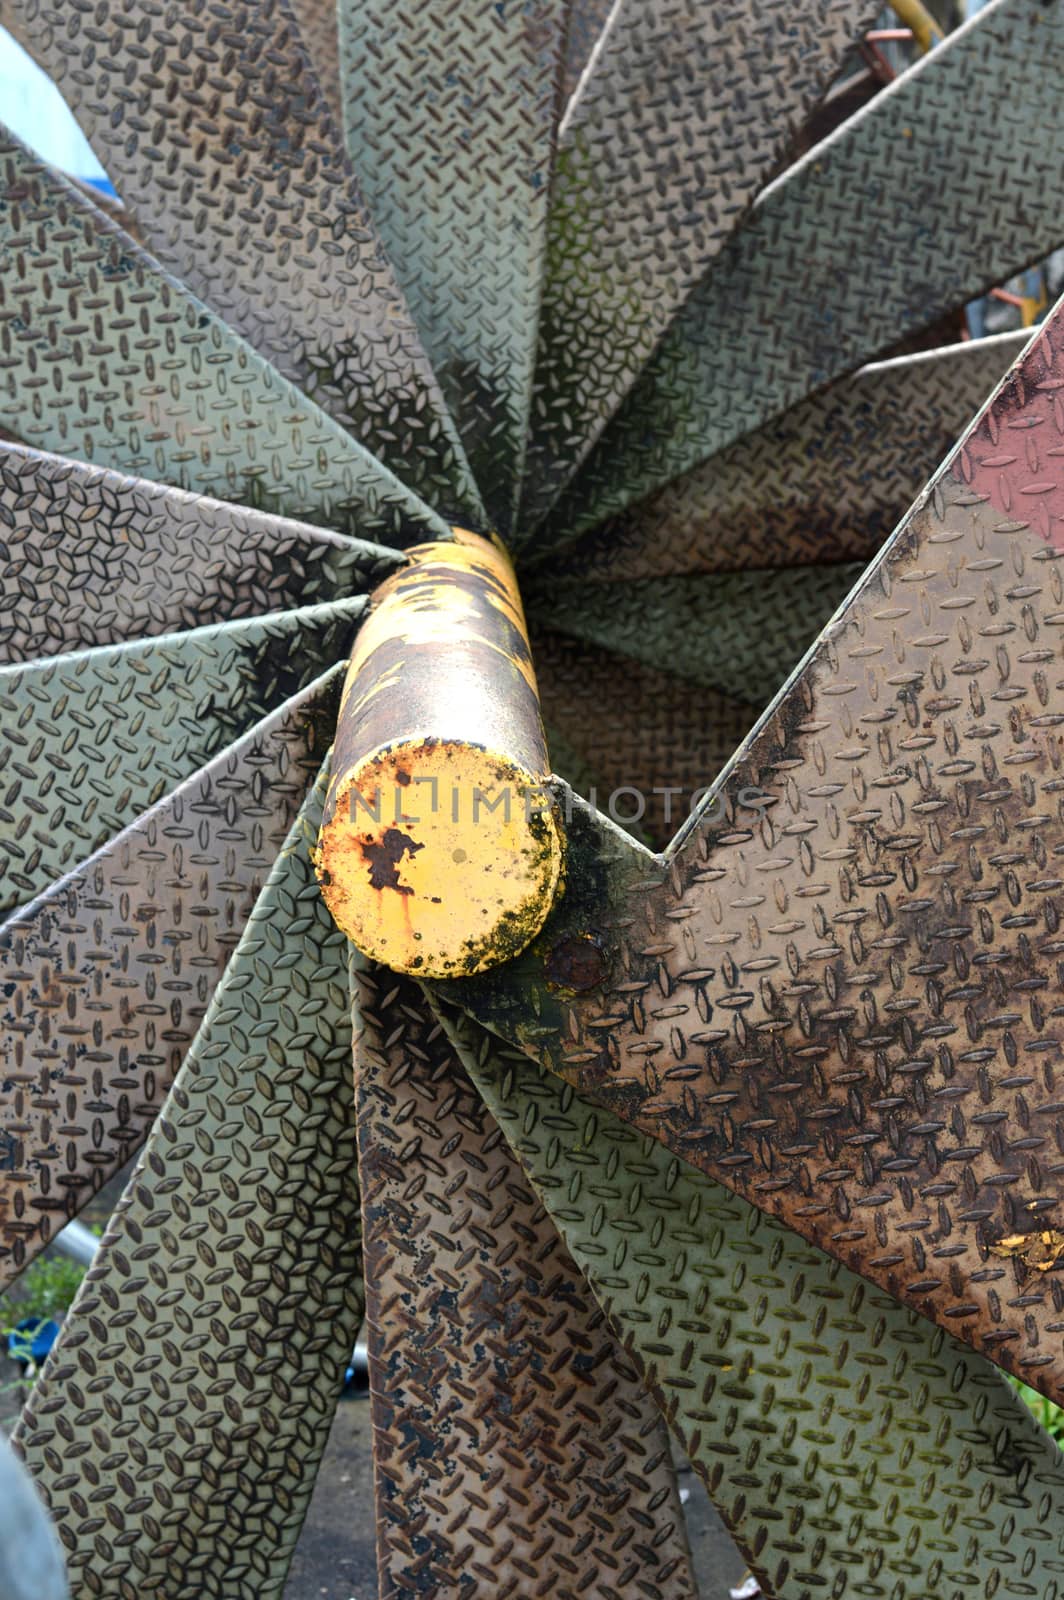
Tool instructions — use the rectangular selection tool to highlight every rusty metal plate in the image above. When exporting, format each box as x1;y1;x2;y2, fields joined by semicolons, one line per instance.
0;442;400;665
15;769;364;1600
516;0;876;536
527;561;865;706
288;0;344;133
444;308;1064;1403
0;131;449;547
443;1005;1064;1600
352;963;698;1600
0;601;364;914
534;627;756;848
548;0;1064;545
0;671;339;1288
560;0;612;102
544;331;1029;584
339;0;568;531
3;0;483;525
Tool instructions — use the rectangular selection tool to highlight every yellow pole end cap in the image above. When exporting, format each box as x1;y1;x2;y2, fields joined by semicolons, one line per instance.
317;740;563;979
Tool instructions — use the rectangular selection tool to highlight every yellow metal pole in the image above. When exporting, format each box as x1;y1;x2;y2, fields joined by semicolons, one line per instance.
316;530;564;979
888;0;943;54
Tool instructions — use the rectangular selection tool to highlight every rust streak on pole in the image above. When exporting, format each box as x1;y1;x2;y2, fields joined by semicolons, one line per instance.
316;530;564;978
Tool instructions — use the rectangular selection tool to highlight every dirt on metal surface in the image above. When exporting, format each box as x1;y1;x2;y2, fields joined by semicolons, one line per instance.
352;965;698;1599
0;678;339;1291
13;775;364;1600
338;0;568;529
542;334;1026;584
445;1007;1064;1600
280;1402;747;1600
518;0;877;532
549;0;1064;543
0;442;400;667
0;133;448;547
1;0;480;525
446;315;1064;1404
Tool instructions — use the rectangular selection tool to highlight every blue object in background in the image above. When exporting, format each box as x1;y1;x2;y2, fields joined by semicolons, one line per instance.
0;26;115;195
8;1316;60;1367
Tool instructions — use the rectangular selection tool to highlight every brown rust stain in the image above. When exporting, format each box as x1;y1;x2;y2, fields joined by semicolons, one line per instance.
352;967;696;1599
446;325;1064;1403
544;932;608;995
360;827;423;894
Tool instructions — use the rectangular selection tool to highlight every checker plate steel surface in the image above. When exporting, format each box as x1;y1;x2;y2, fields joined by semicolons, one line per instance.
2;0;483;524
1;4;1063;1596
0;133;448;546
0;442;400;665
443;1006;1064;1600
0;601;364;913
547;332;1028;584
353;963;698;1600
549;0;1064;543
527;562;865;706
287;0;343;132
560;0;613;101
441;309;1064;1403
15;772;364;1600
534;627;757;848
0;674;338;1287
340;0;568;531
516;0;876;534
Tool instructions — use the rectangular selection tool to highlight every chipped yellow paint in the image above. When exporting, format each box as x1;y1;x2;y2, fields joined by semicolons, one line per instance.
989;1231;1064;1272
316;530;564;979
343;529;539;700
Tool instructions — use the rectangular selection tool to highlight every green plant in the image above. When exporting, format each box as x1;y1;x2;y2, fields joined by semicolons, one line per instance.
0;1252;90;1404
2;1254;87;1330
1008;1376;1064;1444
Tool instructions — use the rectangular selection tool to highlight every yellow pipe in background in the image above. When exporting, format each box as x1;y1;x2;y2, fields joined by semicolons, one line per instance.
888;0;944;54
316;530;564;979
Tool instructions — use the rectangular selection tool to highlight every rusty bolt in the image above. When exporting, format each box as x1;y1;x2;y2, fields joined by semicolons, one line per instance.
544;933;608;994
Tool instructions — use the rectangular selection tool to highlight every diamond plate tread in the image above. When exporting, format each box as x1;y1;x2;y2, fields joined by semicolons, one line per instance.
544;332;1030;586
560;0;612;102
0;599;365;914
288;0;343;133
0;670;339;1289
526;562;865;708
2;0;483;525
442;1006;1064;1600
352;963;698;1600
542;718;605;807
339;0;568;533
443;308;1064;1405
543;721;653;850
69;177;143;247
542;696;659;845
0;130;450;547
0;442;401;665
533;627;757;848
14;767;364;1600
514;0;878;537
547;0;1064;546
